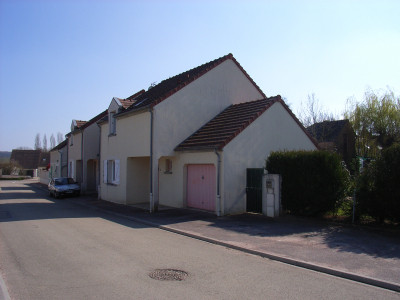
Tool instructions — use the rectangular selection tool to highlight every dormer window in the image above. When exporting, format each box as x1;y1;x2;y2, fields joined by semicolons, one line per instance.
109;111;116;135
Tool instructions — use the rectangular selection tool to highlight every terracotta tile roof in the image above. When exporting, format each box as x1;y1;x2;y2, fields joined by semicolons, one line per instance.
175;97;281;151
50;139;68;152
75;120;87;128
122;53;266;114
79;110;108;131
97;90;145;124
119;99;136;109
10;150;44;169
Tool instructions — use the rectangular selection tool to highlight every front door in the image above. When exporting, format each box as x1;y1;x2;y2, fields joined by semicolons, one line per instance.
246;168;263;213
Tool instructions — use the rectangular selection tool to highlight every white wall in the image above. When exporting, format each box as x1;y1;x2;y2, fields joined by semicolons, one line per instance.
222;102;317;215
68;132;82;160
50;150;60;178
99;111;151;204
82;122;101;192
153;59;264;207
68;132;82;182
49;144;68;179
153;59;264;158
38;168;50;184
158;152;218;209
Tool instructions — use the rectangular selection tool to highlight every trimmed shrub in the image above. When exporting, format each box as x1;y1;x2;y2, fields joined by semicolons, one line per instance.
266;150;350;216
356;144;400;222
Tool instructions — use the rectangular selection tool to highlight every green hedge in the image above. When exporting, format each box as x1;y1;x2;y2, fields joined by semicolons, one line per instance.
356;144;400;222
266;150;350;216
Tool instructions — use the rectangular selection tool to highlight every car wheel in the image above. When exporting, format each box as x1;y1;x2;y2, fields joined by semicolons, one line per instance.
54;192;59;199
49;190;52;197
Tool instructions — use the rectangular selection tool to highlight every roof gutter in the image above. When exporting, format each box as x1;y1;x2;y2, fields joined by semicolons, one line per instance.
96;122;102;200
214;148;222;217
149;107;157;213
81;130;84;189
115;106;150;119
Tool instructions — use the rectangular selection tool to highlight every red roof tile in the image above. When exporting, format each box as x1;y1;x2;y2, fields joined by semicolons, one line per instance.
175;97;280;151
10;150;47;169
118;89;146;109
79;110;108;130
122;54;266;114
75;120;87;129
50;139;67;152
119;99;136;109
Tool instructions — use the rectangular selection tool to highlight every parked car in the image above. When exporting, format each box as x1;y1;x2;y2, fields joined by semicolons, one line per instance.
48;177;80;198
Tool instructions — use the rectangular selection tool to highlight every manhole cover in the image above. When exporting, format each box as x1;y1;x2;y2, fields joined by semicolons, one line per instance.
149;269;188;281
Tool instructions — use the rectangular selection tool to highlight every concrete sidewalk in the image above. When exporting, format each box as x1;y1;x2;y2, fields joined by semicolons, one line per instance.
32;181;400;292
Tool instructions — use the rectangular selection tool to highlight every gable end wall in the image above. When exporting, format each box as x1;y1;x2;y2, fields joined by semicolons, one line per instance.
222;102;317;214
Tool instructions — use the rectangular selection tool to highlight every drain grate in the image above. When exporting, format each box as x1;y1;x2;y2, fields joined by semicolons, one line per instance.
149;269;188;281
0;211;11;220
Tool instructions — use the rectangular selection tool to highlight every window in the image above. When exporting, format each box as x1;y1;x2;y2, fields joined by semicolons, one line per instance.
109;111;116;135
165;159;172;174
103;159;120;185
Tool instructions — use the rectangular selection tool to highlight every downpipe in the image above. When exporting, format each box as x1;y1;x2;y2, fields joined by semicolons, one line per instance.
214;149;222;217
149;108;156;213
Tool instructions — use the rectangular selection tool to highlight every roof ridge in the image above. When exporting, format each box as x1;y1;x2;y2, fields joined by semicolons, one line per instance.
119;53;265;115
127;89;146;100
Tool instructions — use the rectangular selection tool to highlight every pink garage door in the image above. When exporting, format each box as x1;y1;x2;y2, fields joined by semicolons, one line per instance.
187;164;216;211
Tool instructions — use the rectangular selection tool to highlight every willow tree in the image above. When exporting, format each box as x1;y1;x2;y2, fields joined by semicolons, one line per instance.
345;87;400;158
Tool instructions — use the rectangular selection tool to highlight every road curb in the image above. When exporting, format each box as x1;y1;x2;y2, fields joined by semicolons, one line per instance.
73;201;400;293
122;215;400;293
0;273;11;300
31;183;400;293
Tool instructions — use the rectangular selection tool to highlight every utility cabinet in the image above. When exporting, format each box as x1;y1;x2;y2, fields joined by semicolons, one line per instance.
262;174;281;217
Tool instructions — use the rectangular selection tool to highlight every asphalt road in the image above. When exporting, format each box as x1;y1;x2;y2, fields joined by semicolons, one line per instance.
0;180;399;300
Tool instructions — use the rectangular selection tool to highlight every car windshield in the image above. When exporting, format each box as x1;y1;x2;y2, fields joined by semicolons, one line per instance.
54;178;75;185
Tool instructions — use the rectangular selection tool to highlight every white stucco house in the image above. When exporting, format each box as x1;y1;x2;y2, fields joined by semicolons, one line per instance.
98;53;317;215
49;139;68;179
66;110;107;194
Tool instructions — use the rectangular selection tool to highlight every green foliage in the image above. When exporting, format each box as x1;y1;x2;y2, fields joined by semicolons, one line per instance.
0;160;22;175
356;144;400;222
345;87;400;158
266;151;350;217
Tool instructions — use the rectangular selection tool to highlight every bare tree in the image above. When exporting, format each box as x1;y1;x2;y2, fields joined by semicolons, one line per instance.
57;132;64;144
34;133;41;150
43;134;48;151
297;93;336;128
50;134;56;149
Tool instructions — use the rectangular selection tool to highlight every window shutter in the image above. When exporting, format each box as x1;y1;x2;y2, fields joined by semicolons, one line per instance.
114;160;120;184
103;160;108;183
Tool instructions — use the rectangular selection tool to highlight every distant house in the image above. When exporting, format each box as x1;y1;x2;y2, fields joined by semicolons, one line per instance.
49;140;68;178
307;119;356;166
10;149;50;176
98;53;317;215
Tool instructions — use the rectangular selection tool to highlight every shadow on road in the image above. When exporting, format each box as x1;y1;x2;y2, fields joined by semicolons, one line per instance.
2;181;400;261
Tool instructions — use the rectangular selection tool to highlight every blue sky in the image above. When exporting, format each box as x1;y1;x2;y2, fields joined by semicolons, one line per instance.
1;0;399;151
